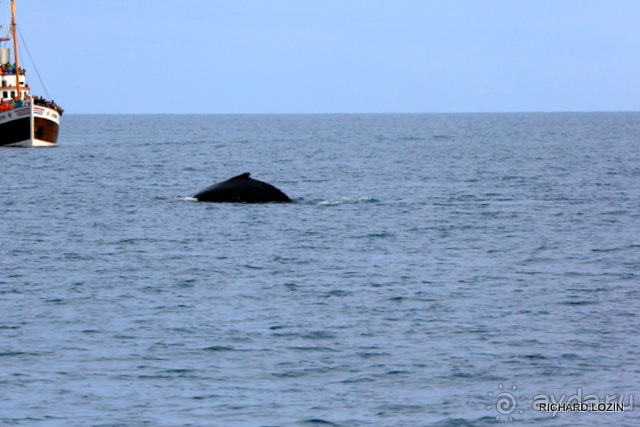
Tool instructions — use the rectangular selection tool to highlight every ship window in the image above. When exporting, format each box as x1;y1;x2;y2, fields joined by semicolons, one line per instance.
2;91;6;98
11;91;15;98
36;126;45;138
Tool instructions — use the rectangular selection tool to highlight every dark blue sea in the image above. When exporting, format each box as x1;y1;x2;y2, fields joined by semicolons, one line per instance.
1;113;639;426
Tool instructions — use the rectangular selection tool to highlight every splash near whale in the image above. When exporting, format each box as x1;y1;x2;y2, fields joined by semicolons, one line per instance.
193;173;292;203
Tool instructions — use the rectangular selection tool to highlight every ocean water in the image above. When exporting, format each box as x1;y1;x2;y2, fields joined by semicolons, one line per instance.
1;113;639;426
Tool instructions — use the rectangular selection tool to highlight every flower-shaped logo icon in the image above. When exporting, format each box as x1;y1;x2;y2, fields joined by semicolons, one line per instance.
487;384;526;421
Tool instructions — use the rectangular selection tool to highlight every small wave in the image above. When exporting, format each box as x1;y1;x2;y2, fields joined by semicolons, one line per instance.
301;330;336;340
324;289;353;297
427;416;498;427
561;353;580;360
317;197;380;205
357;351;390;359
301;419;339;426
591;245;634;253
386;370;411;375
162;368;196;375
358;231;395;239
561;300;598;306
522;353;547;360
202;345;235;352
340;375;375;384
0;351;28;357
290;346;337;352
603;209;629;216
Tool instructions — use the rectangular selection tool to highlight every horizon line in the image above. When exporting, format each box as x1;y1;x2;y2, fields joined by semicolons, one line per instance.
60;110;640;116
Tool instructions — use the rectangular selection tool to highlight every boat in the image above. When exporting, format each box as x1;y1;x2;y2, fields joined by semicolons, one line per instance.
0;0;63;147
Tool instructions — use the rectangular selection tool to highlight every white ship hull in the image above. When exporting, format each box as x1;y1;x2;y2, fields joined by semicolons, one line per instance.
0;102;61;147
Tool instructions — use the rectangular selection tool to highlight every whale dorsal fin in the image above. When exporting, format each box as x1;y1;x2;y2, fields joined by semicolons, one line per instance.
232;172;251;180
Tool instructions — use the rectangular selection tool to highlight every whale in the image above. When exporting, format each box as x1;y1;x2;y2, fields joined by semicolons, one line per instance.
193;173;292;203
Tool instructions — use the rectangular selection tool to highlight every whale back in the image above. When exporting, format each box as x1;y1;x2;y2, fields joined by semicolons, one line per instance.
194;173;292;203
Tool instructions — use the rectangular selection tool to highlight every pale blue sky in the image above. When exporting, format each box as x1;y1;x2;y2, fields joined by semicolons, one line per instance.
3;0;640;113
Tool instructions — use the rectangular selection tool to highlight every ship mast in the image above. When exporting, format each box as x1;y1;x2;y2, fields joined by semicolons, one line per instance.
10;0;21;99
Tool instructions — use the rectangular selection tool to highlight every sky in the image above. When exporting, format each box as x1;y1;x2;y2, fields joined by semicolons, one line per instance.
2;0;640;114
